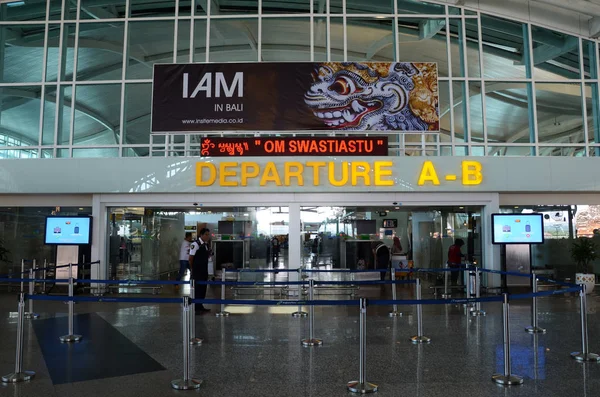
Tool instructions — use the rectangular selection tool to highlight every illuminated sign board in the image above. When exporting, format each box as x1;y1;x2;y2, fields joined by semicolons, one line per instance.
152;62;439;133
195;160;483;188
200;137;388;157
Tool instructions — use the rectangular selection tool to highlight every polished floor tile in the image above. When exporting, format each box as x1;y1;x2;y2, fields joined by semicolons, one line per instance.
0;278;599;397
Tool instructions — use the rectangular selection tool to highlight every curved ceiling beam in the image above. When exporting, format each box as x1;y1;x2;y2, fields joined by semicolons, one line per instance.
1;87;115;133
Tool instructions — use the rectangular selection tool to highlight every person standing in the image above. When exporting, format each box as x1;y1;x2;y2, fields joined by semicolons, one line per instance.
271;236;280;268
176;232;193;291
189;228;211;313
391;236;403;254
447;238;466;285
372;241;391;281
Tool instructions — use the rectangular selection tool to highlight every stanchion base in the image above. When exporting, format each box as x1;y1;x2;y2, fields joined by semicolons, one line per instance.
441;293;451;299
171;378;202;390
471;310;486;317
571;352;600;362
301;338;323;347
215;312;230;317
24;313;40;319
1;371;35;383
292;311;308;318
190;337;203;345
388;311;402;317
492;374;524;385
525;326;546;334
59;334;82;343
347;381;378;394
410;336;431;344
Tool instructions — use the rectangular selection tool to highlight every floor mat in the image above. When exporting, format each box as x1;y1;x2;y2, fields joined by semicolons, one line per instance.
32;312;165;384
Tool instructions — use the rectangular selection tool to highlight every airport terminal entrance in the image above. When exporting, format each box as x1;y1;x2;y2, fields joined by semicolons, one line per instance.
105;204;483;280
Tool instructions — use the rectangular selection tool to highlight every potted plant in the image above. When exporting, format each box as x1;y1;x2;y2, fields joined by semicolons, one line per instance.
0;238;10;276
570;237;597;294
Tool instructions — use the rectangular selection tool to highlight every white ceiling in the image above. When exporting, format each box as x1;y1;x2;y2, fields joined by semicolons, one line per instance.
0;0;597;155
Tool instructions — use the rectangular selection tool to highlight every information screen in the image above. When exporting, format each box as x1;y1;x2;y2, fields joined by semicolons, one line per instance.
491;214;544;244
382;219;398;228
45;216;92;245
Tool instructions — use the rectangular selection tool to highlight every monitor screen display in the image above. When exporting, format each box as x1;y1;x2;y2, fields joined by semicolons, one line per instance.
45;216;92;245
383;219;398;228
491;214;544;244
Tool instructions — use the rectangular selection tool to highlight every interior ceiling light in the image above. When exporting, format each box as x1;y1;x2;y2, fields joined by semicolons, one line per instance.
4;1;25;7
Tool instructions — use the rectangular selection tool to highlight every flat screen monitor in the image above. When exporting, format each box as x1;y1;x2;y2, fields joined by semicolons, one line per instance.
383;219;398;228
491;213;544;244
355;220;376;235
45;216;92;245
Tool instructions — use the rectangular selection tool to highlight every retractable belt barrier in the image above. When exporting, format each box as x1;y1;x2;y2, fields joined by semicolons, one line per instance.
2;266;597;392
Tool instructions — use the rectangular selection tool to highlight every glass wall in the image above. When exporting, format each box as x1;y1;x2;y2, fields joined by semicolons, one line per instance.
0;0;599;158
500;205;600;280
0;206;92;277
300;205;482;270
106;206;289;279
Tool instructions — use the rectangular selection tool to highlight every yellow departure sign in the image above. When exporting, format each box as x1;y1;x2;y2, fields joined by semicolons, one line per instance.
195;160;483;188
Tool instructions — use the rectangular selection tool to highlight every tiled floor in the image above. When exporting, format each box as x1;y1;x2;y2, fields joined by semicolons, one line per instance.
0;274;599;397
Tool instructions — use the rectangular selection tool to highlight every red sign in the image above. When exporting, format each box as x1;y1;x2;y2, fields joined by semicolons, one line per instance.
200;137;388;157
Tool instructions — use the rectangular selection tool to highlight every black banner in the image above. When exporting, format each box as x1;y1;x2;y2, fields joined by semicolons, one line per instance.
151;62;439;133
200;137;388;157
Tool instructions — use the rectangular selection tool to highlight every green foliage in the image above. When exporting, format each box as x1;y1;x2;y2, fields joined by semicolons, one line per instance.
570;237;597;274
0;238;10;264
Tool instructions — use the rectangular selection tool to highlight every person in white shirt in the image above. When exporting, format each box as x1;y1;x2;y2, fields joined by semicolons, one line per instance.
176;232;193;290
189;228;212;313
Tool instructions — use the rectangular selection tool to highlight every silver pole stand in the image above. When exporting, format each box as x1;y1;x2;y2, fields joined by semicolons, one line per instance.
41;259;47;295
441;263;451;299
525;275;545;333
292;268;308;317
389;269;401;317
189;280;203;345
172;297;202;390
347;298;378;394
411;278;431;344
1;293;36;383
571;284;600;362
492;293;524;385
215;270;230;317
25;268;39;319
301;279;322;346
20;259;25;294
59;264;82;343
464;266;475;311
471;266;485;317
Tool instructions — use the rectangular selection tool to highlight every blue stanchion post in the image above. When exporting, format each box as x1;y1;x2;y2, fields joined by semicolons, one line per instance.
41;259;47;295
189;280;203;345
172;296;202;390
525;273;545;333
492;293;524;386
442;263;451;299
571;284;600;362
410;278;430;344
19;259;25;294
25;266;39;320
215;270;230;317
347;298;377;394
471;266;485;317
1;293;35;383
292;267;308;318
59;264;82;343
301;279;322;347
389;269;401;317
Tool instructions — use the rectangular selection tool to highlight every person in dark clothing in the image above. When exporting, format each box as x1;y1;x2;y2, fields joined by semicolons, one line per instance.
373;241;391;281
447;238;466;285
271;236;280;269
189;228;211;313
